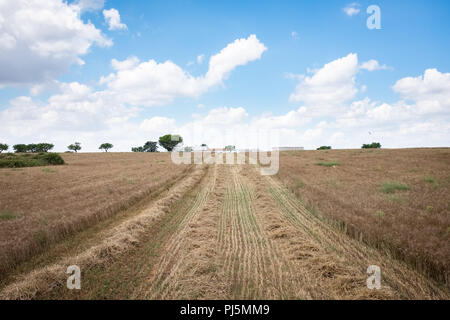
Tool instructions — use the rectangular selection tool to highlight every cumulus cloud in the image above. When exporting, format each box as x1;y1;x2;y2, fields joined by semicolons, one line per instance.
0;0;111;87
251;107;311;129
360;59;389;71
289;53;359;115
322;70;450;147
0;80;140;151
100;35;267;106
110;56;140;71
343;3;360;16
285;57;450;148
204;35;267;86
0;35;269;150
140;116;177;132
392;68;450;114
1;46;449;151
103;8;128;31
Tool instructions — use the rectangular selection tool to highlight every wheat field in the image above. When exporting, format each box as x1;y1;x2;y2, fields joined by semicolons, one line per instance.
0;150;449;299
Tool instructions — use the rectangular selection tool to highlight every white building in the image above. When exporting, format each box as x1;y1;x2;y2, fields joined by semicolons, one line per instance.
275;147;304;151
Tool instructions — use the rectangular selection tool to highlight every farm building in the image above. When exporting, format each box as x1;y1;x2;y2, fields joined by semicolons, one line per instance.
275;147;304;151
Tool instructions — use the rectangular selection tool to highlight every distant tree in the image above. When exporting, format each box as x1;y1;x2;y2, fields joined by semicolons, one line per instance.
132;146;144;152
201;143;207;147
36;143;54;152
225;145;236;152
13;144;28;153
184;146;193;152
317;146;332;150
26;143;38;153
132;141;158;152
68;142;81;153
362;142;381;149
159;134;183;152
99;143;113;152
143;141;158;152
0;143;8;153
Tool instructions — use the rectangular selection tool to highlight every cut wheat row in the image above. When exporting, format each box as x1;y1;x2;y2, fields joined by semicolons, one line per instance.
262;170;449;299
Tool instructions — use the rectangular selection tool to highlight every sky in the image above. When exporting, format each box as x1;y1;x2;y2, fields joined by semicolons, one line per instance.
0;0;449;151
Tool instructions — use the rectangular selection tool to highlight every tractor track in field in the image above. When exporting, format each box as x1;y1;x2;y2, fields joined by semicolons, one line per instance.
134;164;448;299
1;163;448;299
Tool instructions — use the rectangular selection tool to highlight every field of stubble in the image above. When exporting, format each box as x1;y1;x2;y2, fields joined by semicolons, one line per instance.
0;150;448;299
0;153;190;278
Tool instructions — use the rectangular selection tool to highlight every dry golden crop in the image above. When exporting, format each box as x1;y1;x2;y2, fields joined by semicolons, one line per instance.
1;150;448;300
0;152;189;277
276;148;450;285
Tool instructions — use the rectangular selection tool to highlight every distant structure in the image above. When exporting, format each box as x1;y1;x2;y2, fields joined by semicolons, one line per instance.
275;147;304;151
208;147;227;153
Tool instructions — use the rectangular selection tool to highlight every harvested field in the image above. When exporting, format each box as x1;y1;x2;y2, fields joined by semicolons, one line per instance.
0;154;448;300
0;153;190;277
276;148;450;286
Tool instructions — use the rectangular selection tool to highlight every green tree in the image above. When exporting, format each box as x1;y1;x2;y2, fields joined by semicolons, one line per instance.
225;145;236;152
99;143;113;152
0;143;8;153
132;146;144;152
68;142;81;153
158;134;183;152
184;146;193;152
36;143;54;152
13;144;28;153
26;143;38;153
317;146;332;150
143;141;158;152
362;142;381;149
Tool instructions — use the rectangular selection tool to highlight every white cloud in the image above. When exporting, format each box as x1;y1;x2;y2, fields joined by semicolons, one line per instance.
289;53;359;115
343;3;360;16
110;56;140;71
140;117;177;132
100;34;267;106
286;57;450;148
360;59;389;71
102;59;208;106
0;0;111;87
201;107;248;125
204;34;267;86
325;68;450;146
251;107;311;129
0;35;269;150
103;8;127;31
392;68;450;114
1;46;449;151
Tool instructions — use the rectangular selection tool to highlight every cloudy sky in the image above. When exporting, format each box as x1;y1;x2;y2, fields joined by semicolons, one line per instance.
0;0;449;151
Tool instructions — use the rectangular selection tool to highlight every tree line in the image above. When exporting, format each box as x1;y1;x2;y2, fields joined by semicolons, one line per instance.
0;134;184;154
132;134;183;152
0;143;54;153
1;139;382;153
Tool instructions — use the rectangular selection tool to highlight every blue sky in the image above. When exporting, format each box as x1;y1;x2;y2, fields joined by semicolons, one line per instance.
0;0;449;151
